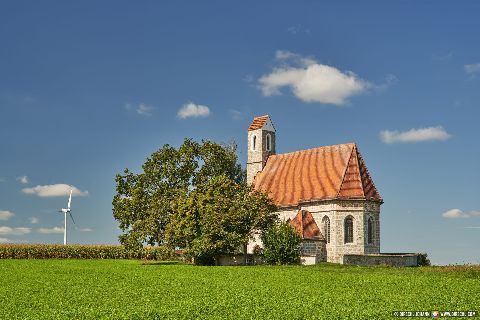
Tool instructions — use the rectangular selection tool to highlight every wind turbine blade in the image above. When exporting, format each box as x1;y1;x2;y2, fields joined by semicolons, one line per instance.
67;189;72;210
69;212;76;225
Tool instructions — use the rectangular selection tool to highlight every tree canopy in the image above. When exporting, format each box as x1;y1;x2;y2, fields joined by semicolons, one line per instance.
112;139;245;250
165;175;277;265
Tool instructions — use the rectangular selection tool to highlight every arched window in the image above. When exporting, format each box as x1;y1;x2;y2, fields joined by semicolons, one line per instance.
252;135;257;151
344;216;353;243
322;216;330;243
367;217;373;244
266;133;271;151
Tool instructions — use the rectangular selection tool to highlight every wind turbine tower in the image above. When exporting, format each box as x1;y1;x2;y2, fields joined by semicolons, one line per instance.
59;189;75;245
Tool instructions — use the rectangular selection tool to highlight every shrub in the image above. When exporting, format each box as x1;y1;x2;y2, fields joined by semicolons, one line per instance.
0;244;176;260
261;222;302;265
417;253;431;266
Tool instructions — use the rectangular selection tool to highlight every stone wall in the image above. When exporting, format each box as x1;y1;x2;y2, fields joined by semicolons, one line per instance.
300;256;316;265
300;239;326;262
343;254;419;267
216;254;264;266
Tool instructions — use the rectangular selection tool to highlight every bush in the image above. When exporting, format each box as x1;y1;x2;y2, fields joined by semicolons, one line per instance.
261;222;302;265
417;253;431;266
0;244;176;260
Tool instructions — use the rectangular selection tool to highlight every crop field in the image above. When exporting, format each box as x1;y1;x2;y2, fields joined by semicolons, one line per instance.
0;260;479;319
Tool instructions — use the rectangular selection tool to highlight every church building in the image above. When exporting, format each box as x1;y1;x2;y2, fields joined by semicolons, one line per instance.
246;115;383;264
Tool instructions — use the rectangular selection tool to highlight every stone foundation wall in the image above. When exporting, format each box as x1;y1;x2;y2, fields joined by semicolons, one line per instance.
216;254;264;266
343;254;419;267
300;240;326;262
300;256;316;265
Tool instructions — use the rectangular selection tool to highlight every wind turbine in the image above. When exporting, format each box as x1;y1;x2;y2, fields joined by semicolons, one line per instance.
59;189;75;245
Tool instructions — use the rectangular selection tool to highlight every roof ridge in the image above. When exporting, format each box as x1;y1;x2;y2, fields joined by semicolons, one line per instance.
352;145;366;198
355;146;383;202
336;145;358;198
300;209;304;237
273;142;356;157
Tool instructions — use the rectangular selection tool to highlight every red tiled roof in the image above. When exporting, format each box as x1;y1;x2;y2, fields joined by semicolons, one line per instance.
253;143;382;206
289;210;324;240
248;115;269;131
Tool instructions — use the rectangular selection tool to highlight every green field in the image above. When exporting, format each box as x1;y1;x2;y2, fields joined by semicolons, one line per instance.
0;260;478;319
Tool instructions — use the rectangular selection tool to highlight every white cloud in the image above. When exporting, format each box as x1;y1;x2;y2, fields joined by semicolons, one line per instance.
275;50;299;60
229;109;242;120
125;103;154;116
432;51;453;61
29;217;39;224
0;226;31;235
379;74;398;89
258;51;371;105
286;25;310;35
38;227;64;234
243;75;254;83
0;237;13;243
17;175;28;184
136;103;153;116
380;126;451;144
442;209;480;219
274;50;317;67
22;184;88;197
177;102;211;119
464;63;480;74
79;228;93;232
0;210;14;221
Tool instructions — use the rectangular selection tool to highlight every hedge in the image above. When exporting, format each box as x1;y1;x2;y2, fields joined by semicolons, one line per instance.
0;244;176;260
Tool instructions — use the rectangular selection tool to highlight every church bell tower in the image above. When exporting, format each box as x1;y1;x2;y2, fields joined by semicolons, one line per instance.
247;115;276;185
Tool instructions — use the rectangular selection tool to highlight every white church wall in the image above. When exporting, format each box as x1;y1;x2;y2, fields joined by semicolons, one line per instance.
247;200;381;263
364;211;381;254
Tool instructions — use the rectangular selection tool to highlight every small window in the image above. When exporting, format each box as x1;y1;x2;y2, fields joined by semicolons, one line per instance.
344;216;353;243
252;135;257;151
322;216;330;243
266;134;271;151
367;217;373;244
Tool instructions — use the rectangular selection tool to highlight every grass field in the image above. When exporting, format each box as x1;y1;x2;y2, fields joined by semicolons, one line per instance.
0;260;479;319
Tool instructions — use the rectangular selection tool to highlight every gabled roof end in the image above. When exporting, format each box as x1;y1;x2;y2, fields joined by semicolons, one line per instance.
248;115;275;132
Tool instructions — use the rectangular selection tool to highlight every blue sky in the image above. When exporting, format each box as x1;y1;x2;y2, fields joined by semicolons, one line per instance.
1;1;479;265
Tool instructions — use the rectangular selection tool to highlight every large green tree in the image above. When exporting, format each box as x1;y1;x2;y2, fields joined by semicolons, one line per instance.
165;175;277;265
112;139;245;250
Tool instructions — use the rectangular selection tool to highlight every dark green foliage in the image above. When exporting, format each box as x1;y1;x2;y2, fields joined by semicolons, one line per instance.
417;253;431;266
1;260;479;319
262;222;302;265
0;244;175;260
112;139;245;249
166;175;277;265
